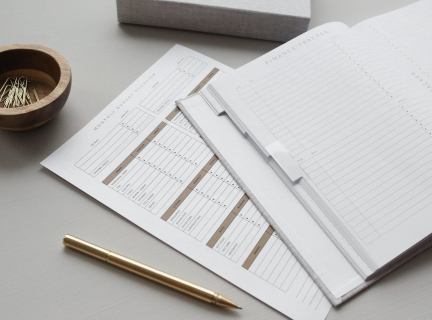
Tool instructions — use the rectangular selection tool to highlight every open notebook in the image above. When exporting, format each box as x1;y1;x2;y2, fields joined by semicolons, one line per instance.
178;0;432;305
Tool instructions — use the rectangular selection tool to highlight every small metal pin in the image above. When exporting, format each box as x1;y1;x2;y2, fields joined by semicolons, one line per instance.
0;76;40;108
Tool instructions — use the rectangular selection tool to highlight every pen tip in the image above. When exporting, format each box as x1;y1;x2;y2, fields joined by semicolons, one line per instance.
237;306;243;310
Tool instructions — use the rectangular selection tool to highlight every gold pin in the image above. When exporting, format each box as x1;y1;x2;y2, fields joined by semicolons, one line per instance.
31;81;39;102
0;76;40;108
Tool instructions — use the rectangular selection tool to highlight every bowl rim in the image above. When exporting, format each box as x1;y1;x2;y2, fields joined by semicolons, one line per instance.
0;43;71;115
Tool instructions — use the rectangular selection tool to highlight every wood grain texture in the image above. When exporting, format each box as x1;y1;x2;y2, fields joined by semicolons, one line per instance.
0;44;71;131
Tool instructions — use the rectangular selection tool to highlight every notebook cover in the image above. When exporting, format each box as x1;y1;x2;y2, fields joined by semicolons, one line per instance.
178;96;432;306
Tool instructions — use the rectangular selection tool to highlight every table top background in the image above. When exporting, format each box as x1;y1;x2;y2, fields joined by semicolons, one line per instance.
2;0;430;319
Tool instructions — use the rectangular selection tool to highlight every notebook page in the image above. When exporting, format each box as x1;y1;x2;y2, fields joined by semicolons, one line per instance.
210;23;374;277
352;0;432;95
42;45;331;319
211;23;432;270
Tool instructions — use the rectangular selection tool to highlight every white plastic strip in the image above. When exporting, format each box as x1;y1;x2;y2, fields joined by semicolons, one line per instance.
266;141;303;182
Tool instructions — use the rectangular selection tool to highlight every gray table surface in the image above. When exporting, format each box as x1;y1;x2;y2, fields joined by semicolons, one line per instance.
2;0;430;319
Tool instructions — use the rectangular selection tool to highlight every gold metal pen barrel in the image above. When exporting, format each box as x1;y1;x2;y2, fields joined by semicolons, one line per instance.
63;235;240;309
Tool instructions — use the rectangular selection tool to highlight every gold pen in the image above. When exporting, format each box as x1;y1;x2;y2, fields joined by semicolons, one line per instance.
63;235;242;309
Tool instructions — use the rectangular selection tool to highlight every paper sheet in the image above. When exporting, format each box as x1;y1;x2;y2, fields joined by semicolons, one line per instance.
209;14;432;272
42;45;331;320
178;93;364;301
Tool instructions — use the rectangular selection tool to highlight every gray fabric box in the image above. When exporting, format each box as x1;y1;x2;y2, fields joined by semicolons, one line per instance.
116;0;311;42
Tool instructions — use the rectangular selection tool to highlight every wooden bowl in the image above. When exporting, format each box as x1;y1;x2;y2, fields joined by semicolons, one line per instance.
0;44;71;131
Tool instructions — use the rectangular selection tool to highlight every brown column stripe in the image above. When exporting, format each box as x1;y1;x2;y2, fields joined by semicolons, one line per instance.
206;193;250;248
102;155;135;185
232;194;250;215
188;68;219;96
242;226;275;270
102;122;167;185
165;107;181;121
145;122;167;143
202;155;218;172
160;187;192;221
206;213;237;248
130;138;152;158
105;68;219;186
161;155;219;221
132;122;167;157
166;68;219;123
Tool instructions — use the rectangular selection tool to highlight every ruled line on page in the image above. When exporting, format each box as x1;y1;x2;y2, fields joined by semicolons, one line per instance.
237;33;432;245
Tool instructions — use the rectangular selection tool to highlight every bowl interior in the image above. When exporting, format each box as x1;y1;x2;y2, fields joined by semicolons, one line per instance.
0;49;60;108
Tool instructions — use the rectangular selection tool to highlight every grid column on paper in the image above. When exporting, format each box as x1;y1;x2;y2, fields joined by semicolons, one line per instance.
169;110;199;134
140;57;208;114
106;123;212;215
243;228;324;308
166;165;243;237
211;201;267;263
75;110;154;177
236;36;432;246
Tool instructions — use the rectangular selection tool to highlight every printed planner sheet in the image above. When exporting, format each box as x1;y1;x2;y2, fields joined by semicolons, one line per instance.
42;45;331;320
